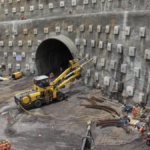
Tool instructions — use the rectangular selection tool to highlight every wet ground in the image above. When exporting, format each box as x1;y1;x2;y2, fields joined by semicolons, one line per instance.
0;76;149;150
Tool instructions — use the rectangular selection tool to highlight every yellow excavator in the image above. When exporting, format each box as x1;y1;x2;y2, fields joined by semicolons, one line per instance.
14;57;93;109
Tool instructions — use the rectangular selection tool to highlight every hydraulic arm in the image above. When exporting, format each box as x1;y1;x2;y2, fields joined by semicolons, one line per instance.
56;58;93;90
51;57;90;86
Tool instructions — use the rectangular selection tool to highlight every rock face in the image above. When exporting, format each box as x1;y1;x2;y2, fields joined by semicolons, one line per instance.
0;0;150;102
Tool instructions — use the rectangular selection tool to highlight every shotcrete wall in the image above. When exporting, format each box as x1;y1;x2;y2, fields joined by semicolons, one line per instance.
0;0;149;21
0;0;150;103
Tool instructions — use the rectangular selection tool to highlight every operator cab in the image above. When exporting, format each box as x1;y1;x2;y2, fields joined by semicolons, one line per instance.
34;75;50;88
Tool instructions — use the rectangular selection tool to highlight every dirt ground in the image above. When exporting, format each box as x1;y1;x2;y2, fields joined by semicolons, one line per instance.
0;76;149;150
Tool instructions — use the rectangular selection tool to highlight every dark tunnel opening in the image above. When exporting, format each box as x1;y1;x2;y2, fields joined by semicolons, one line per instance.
36;39;73;76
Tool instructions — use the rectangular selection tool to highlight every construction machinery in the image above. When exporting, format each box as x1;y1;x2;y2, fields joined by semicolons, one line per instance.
14;57;93;109
12;72;22;80
81;121;94;150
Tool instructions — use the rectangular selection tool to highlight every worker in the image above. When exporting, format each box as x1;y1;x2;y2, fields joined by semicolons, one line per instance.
146;133;150;146
6;140;11;150
42;80;48;87
49;72;54;78
5;140;8;150
0;142;2;150
49;72;54;82
96;83;100;89
139;124;145;136
132;106;138;118
2;141;7;150
39;81;44;88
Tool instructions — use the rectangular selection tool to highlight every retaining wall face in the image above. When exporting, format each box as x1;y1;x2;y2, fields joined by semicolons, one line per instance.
0;0;150;21
0;0;150;102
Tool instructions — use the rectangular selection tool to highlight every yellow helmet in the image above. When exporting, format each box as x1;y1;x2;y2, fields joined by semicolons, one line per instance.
5;140;8;142
143;124;145;127
3;141;5;144
133;106;135;108
87;121;92;126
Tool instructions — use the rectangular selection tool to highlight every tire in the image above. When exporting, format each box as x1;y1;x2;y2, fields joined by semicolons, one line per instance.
57;92;64;101
34;100;42;108
12;75;15;80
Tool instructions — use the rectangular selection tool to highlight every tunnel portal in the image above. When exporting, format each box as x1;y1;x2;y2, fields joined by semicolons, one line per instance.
35;35;77;76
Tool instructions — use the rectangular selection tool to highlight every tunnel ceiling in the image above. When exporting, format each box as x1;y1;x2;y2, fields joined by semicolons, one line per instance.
36;36;77;75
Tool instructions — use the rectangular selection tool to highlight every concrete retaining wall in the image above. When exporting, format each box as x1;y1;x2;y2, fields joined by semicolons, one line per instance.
0;0;149;21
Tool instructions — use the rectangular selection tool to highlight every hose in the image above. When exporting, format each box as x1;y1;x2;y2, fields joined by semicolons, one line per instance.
18;102;110;121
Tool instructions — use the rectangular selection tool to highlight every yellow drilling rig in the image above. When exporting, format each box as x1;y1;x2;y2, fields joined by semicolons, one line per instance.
14;57;93;109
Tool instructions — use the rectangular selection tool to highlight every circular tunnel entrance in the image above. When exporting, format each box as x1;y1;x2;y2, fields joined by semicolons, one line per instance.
35;35;77;76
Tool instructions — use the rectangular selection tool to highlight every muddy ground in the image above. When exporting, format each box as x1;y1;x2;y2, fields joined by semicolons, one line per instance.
0;76;149;150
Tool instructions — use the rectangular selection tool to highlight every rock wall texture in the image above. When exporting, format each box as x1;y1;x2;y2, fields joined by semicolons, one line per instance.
0;0;150;103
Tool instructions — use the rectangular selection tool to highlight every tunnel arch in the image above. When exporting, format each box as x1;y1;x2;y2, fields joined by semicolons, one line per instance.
35;35;78;76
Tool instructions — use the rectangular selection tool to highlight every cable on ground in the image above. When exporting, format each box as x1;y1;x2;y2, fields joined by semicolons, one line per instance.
18;102;111;121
